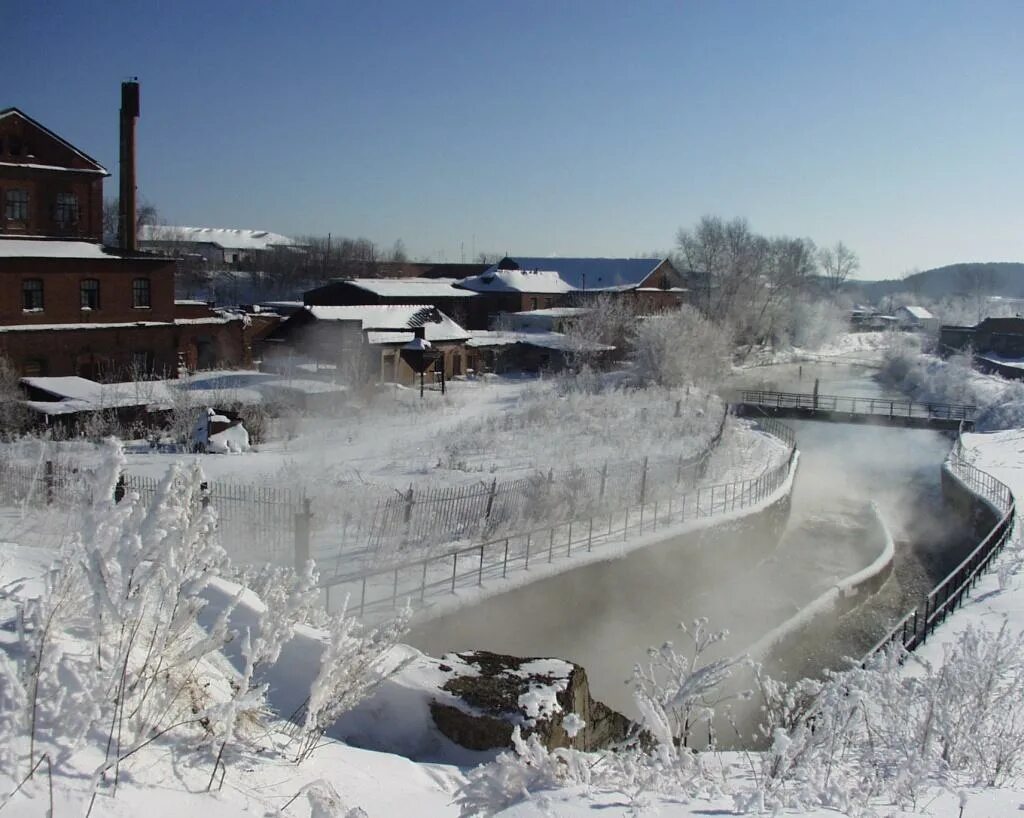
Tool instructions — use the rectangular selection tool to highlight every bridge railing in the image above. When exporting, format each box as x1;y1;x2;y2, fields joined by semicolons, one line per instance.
737;389;976;421
863;435;1015;661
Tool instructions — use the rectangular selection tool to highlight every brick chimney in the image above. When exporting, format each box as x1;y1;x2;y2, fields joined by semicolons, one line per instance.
118;79;140;252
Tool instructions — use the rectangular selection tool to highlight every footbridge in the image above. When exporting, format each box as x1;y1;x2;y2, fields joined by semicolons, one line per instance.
732;389;975;431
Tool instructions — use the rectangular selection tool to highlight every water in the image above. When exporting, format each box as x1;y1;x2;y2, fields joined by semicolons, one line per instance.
407;361;975;733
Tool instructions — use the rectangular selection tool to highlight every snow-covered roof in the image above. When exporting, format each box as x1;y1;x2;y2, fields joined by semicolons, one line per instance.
304;305;470;343
465;330;612;352
21;377;178;415
456;268;573;294
345;278;476;298
0;317;236;333
0;239;132;259
139;226;295;251
898;305;935;320
469;257;669;292
507;307;590;319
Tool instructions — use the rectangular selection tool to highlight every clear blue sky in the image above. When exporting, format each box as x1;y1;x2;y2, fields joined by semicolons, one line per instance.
8;1;1023;278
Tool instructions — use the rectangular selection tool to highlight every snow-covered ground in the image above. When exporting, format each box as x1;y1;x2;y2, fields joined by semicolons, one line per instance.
8;347;1024;817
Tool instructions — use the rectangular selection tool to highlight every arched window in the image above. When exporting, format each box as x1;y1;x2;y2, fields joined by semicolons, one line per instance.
132;277;151;308
80;278;100;310
22;279;43;311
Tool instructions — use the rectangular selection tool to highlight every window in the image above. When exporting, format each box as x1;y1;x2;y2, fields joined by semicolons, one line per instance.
5;189;28;222
529;297;539;310
22;279;43;311
80;278;100;310
132;277;151;308
54;193;78;228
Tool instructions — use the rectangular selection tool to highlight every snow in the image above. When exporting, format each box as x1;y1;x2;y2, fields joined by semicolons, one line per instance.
0;238;130;259
345;277;477;298
8;358;1024;816
456;268;574;294
207;422;250;454
466;329;611;352
139;225;295;250
897;305;935;321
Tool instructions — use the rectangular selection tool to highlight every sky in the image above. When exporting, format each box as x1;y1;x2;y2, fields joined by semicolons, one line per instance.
7;1;1024;279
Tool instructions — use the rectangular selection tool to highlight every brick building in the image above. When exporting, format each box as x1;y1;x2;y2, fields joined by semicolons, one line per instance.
0;87;246;380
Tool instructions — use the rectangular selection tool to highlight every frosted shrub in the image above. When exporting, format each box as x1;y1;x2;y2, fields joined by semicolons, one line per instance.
0;439;404;812
744;623;1024;814
630;306;733;389
294;601;411;762
455;726;592;817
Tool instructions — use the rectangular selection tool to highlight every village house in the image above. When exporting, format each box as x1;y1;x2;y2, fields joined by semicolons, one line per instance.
0;85;247;380
894;305;938;333
940;317;1024;360
303;277;487;329
453;256;688;322
262;304;471;385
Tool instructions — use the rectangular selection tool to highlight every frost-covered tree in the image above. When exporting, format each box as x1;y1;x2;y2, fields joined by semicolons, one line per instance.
630;306;733;388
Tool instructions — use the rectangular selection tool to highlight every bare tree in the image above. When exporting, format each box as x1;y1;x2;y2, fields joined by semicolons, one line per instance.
818;241;859;292
103;196;160;247
956;264;995;324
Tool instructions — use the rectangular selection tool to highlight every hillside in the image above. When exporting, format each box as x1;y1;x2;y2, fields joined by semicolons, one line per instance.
847;262;1024;303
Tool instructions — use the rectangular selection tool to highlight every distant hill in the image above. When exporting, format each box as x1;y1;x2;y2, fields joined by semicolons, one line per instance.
847;262;1024;303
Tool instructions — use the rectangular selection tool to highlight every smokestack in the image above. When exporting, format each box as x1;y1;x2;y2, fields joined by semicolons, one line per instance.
118;78;140;252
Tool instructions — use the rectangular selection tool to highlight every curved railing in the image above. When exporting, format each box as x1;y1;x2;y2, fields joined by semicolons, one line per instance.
864;429;1015;660
322;417;798;619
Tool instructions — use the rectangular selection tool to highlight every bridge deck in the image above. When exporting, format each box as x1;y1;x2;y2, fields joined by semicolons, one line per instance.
733;390;975;430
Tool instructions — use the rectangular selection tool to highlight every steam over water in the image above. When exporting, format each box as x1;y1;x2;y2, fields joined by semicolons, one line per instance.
407;363;975;735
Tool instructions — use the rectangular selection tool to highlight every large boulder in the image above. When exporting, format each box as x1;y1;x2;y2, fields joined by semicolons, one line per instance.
428;650;631;753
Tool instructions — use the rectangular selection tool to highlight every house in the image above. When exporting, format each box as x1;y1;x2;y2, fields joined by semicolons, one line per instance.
304;277;486;329
940;317;1024;360
139;225;297;267
454;256;688;320
465;329;611;374
263;304;471;385
0;83;247;380
894;305;938;333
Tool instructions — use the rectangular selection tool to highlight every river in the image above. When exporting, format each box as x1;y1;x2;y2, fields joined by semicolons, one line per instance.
407;359;975;739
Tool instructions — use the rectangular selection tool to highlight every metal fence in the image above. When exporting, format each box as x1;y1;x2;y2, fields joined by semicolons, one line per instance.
863;434;1015;661
321;417;797;619
360;409;730;554
0;406;745;573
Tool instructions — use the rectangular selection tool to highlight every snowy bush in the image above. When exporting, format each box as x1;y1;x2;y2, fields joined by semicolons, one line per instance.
0;440;404;812
742;623;1024;814
630;306;733;389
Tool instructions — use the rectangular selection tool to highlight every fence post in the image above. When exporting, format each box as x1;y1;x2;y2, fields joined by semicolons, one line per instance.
294;497;312;571
484;478;498;520
525;533;531;569
114;473;126;504
598;463;608;501
567;522;573;556
639;456;649;505
503;538;510;578
451;553;458;593
404;485;414;523
421;561;428;602
478;545;485;586
548;527;555;562
45;460;54;506
587;518;593;551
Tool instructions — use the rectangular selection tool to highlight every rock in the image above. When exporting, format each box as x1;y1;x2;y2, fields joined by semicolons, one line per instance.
428;650;631;753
